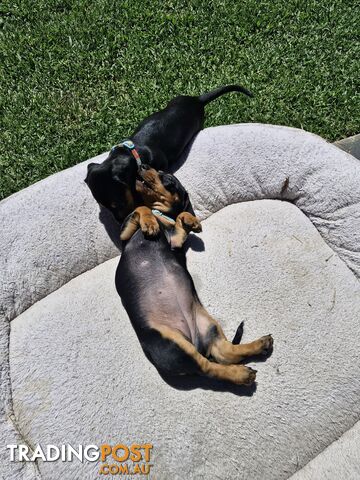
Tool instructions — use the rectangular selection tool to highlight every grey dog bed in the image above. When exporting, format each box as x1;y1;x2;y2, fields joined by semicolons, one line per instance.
1;124;360;480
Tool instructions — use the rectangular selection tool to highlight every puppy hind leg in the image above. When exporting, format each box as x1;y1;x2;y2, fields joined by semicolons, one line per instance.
195;306;273;364
210;335;273;365
151;324;256;386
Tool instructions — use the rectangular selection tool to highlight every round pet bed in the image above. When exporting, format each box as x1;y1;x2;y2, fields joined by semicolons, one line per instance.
1;124;359;480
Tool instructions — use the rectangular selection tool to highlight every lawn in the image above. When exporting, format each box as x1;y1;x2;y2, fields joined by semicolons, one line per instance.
1;0;359;200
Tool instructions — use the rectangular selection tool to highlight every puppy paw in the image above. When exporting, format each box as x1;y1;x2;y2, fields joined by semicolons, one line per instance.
228;365;257;386
257;335;274;356
141;216;160;237
242;366;257;386
178;212;202;233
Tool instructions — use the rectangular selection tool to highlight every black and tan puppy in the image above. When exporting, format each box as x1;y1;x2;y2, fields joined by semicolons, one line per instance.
85;84;252;221
116;168;273;386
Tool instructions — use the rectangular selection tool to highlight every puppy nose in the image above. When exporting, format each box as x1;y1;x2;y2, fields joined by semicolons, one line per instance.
140;164;150;170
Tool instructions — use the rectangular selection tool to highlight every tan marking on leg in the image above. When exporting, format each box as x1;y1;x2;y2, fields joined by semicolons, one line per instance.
136;169;178;212
194;305;273;364
120;206;159;241
210;335;274;365
120;212;140;240
171;212;202;249
137;206;160;237
151;323;256;385
195;304;226;347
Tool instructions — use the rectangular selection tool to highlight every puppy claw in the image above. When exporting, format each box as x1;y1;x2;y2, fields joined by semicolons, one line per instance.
242;366;257;386
141;219;160;237
192;222;202;233
229;365;257;385
178;212;202;233
258;335;274;355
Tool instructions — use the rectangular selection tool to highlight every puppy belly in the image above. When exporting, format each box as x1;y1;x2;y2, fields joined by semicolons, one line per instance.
148;310;194;342
144;274;197;342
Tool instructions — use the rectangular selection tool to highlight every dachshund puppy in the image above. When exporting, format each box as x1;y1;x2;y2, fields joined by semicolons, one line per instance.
119;164;196;242
116;169;273;386
85;84;252;222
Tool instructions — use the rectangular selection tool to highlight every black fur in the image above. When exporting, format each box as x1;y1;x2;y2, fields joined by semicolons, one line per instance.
115;174;205;376
232;321;244;345
115;223;202;376
85;84;252;221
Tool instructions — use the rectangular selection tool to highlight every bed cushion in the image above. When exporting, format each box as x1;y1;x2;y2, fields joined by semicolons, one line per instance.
1;124;360;479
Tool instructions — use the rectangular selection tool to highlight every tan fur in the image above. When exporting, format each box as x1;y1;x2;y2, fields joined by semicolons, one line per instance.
194;304;273;364
136;169;178;212
123;169;272;385
120;208;201;247
171;212;202;248
210;335;273;365
120;206;159;240
150;323;256;385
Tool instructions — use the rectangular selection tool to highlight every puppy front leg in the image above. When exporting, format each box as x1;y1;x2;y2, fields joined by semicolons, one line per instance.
137;206;160;237
120;211;140;241
171;212;202;248
120;206;159;241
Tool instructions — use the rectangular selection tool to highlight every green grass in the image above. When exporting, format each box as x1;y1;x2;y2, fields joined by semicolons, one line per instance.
1;0;359;200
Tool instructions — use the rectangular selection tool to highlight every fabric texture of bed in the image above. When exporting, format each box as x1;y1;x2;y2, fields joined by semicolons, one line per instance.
1;124;359;480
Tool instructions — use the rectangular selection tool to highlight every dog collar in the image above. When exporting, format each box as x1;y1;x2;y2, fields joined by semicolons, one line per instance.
111;140;142;170
152;209;175;224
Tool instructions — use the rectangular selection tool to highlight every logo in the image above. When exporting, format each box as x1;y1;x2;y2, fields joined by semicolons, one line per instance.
7;443;153;476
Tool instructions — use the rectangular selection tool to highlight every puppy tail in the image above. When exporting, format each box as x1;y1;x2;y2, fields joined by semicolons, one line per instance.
199;85;253;105
232;321;244;345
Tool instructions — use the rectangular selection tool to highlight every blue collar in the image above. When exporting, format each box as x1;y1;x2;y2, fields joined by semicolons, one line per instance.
111;139;142;170
152;209;175;224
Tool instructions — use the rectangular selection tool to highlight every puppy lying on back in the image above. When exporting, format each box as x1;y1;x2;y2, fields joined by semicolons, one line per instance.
120;165;200;246
116;168;273;386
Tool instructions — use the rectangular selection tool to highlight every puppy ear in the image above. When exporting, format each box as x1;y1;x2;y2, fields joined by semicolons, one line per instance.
113;174;122;184
84;162;98;183
183;191;195;215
